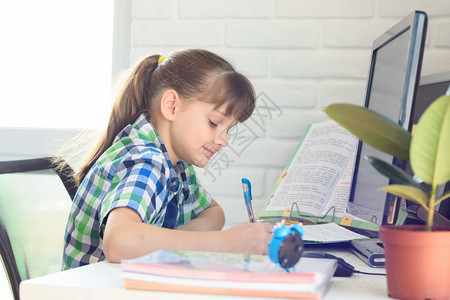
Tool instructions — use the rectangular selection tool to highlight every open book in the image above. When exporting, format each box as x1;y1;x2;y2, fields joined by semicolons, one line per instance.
258;120;380;232
121;249;336;299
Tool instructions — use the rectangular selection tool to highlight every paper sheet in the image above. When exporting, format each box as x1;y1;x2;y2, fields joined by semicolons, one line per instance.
302;223;368;243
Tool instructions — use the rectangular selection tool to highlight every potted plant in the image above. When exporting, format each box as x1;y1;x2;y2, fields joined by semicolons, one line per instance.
324;93;450;300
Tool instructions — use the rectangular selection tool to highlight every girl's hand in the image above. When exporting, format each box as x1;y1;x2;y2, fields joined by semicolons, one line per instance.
222;222;273;255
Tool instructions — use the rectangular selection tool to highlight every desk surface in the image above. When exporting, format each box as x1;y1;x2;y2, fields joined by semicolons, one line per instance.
20;249;390;300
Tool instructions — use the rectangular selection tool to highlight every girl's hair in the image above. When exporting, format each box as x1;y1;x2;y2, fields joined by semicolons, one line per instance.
75;48;256;185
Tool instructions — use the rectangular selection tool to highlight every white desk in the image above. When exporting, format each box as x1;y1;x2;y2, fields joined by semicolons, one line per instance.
20;249;390;300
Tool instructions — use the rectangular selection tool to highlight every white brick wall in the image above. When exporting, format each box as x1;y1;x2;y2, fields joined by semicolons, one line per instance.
226;22;320;48
127;0;450;227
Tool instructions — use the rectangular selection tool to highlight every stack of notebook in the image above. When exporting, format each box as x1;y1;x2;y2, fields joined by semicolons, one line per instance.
121;249;337;299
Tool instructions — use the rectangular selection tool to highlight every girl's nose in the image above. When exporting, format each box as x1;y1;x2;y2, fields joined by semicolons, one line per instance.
214;129;228;147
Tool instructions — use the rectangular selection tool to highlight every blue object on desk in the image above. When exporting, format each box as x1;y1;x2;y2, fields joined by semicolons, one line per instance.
241;178;255;223
269;223;304;270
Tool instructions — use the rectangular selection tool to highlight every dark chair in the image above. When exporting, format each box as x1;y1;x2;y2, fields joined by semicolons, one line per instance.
0;157;77;300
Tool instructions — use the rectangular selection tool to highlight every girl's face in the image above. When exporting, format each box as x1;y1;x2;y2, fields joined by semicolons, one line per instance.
168;100;237;168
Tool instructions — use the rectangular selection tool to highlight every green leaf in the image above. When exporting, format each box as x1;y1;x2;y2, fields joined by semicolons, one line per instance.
381;185;428;207
410;95;450;185
365;156;425;191
324;104;411;160
436;191;450;206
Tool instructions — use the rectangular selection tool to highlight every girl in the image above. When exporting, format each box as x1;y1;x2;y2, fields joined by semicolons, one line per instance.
62;48;273;269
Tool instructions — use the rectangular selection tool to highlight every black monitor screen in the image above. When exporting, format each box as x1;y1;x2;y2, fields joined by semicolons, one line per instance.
347;11;427;225
412;72;450;220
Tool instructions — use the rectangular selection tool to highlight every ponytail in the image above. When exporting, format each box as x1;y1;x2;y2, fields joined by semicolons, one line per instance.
75;55;160;185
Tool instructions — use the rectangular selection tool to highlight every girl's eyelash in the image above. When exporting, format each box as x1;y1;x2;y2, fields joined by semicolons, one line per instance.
209;120;217;127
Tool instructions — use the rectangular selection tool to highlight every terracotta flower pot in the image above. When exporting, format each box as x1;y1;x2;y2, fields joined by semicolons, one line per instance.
379;225;450;300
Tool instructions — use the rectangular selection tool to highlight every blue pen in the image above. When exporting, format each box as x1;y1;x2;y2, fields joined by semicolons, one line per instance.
241;178;255;223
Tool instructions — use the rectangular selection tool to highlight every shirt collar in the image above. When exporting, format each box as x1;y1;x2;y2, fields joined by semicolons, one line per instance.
131;113;164;149
132;114;182;186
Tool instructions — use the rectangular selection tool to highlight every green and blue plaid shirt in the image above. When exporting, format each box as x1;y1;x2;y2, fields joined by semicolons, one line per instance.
62;114;212;269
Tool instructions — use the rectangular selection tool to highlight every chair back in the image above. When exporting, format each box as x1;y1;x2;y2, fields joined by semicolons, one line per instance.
0;157;76;299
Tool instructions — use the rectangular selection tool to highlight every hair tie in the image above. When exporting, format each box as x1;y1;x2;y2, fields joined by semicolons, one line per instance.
158;55;166;65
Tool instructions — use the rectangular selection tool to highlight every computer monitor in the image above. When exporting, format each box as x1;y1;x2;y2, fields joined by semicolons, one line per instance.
415;72;450;118
346;11;428;226
407;72;450;223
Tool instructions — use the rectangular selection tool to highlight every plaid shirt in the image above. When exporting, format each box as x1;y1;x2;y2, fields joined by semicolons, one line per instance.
62;114;212;269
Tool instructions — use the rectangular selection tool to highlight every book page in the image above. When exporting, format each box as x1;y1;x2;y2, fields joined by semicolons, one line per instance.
265;121;357;216
324;150;380;223
302;223;368;243
322;150;356;216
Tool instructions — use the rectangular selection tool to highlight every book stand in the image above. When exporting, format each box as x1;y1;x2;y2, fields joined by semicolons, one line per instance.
286;202;336;225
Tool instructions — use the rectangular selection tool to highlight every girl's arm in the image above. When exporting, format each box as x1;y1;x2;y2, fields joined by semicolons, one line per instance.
102;207;273;263
174;198;225;231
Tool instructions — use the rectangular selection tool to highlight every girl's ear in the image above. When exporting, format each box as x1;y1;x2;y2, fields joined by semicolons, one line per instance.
160;89;180;121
